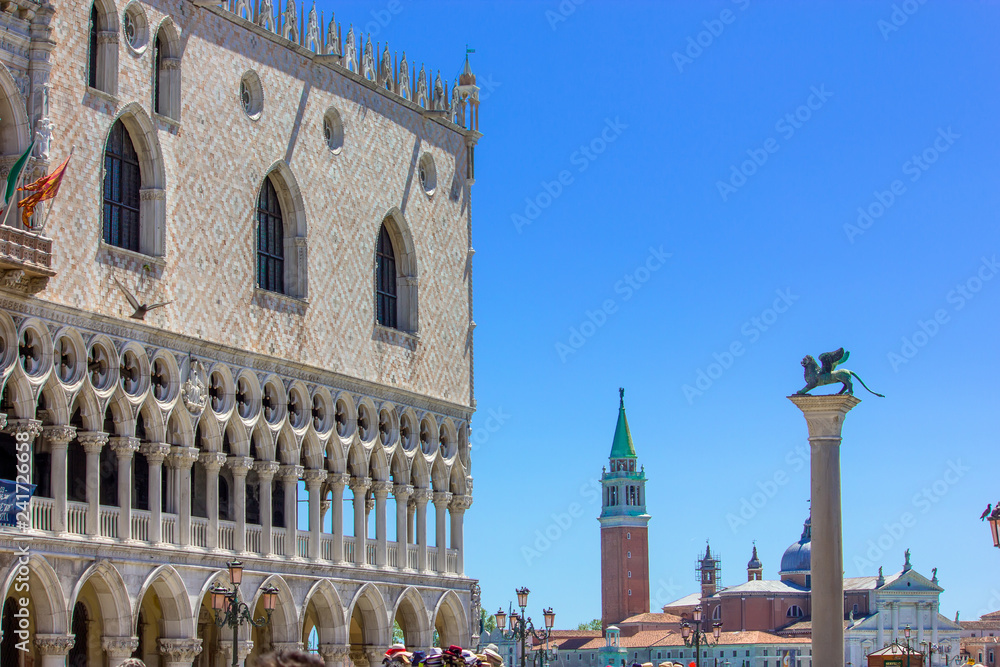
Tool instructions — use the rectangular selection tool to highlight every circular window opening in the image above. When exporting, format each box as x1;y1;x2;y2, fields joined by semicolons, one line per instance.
122;3;149;53
323;108;344;153
239;70;264;120
418;153;437;196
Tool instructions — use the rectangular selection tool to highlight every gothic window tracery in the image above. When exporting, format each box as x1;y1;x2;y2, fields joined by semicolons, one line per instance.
103;119;141;251
257;176;285;294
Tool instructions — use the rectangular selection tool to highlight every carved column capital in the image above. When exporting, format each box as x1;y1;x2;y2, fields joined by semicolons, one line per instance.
432;490;453;507
168;445;200;468
5;418;42;439
199;451;228;470
412;487;433;505
78;430;109;454
109;436;140;459
274;641;306;652
159;637;204;661
327;471;350;487
101;635;139;658
140;442;172;464
349;476;372;493
393;483;414;501
371;480;392;498
221;639;255;661
227;455;255;476
43;425;76;447
278;464;304;482
34;634;74;655
303;468;329;487
254;460;281;481
319;643;351;660
450;494;473;512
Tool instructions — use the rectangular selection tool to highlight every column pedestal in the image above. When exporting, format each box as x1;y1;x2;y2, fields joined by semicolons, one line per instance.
788;394;860;667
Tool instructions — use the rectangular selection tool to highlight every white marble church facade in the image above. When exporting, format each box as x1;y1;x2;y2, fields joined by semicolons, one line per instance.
0;0;482;665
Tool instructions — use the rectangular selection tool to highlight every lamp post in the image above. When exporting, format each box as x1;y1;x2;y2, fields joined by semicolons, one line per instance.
680;606;721;667
904;625;912;667
210;560;279;667
988;512;1000;548
494;588;556;667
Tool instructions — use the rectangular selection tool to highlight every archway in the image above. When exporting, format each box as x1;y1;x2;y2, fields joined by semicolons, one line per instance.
432;591;467;650
392;587;431;650
348;584;390;667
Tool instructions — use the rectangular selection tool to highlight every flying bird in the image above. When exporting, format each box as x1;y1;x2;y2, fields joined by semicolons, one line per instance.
114;278;172;320
981;504;992;521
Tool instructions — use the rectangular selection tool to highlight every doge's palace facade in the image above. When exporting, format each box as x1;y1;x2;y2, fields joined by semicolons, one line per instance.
0;0;481;665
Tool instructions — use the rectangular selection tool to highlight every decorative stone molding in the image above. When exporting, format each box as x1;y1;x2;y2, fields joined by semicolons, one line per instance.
97;30;119;45
349;476;372;493
393;483;413;501
168;445;200;468
5;418;42;440
319;643;351;660
432;490;452;507
139;187;167;201
101;635;139;657
303;467;329;487
274;641;306;652
411;488;433;505
371;480;392;498
34;634;74;655
278;464;304;481
220;639;255;661
327;472;350;488
140;441;172;464
159;637;204;661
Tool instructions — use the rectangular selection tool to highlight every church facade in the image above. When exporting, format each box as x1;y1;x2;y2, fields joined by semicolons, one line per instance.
0;0;482;665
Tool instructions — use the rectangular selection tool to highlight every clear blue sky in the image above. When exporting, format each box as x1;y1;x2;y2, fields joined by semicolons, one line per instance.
311;0;1000;628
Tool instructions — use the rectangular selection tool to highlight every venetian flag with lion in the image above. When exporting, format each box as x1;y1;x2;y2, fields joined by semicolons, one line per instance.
17;150;72;229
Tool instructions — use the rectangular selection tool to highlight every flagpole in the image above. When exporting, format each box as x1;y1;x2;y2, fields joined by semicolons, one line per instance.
30;146;75;234
1;158;30;230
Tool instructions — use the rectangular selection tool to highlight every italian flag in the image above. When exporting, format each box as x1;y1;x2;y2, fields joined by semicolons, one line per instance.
1;142;34;213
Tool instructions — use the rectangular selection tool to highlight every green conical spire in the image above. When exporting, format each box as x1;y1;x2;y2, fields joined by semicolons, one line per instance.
609;387;637;459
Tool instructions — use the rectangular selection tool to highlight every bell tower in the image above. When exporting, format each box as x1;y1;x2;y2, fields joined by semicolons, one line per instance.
697;543;721;598
600;389;650;630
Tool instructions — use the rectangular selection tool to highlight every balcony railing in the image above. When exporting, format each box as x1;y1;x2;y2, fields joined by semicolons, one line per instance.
0;224;54;294
246;524;262;553
31;496;53;531
219;520;236;551
272;527;285;554
99;507;118;538
161;513;177;543
68;501;87;534
297;530;309;558
344;535;356;564
132;509;151;541
192;517;208;548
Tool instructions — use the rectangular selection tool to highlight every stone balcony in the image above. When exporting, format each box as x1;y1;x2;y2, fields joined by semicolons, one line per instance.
0;224;54;294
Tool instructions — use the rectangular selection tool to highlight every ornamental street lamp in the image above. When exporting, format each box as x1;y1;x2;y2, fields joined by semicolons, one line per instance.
904;625;912;667
494;588;556;667
679;606;721;667
989;512;1000;548
210;560;279;667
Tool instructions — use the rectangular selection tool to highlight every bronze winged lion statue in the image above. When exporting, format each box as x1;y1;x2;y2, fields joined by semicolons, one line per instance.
796;348;884;397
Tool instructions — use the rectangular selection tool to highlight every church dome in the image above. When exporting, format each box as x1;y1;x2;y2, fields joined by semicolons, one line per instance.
779;517;811;573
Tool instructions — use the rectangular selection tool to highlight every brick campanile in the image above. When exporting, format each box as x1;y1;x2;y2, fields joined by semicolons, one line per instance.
600;389;650;630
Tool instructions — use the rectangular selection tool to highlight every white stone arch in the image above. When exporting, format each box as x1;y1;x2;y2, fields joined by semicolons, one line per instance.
431;590;468;648
69;559;133;637
88;0;120;94
389;448;409;485
0;553;67;634
223;417;250;457
133;564;195;638
324;434;347;473
105;389;136;435
346;583;391;648
300;429;323;469
257;161;308;299
391;586;432;649
378;207;419;332
276;425;299;464
369;444;389;482
72;385;104;432
346;441;368;479
301;579;348;646
430;456;448;492
409;454;430;491
104;102;166;256
151;16;182;120
1;372;36;418
39;378;71;426
166;407;194;447
195;411;223;451
251;574;299;643
137;397;167;443
0;63;31;155
250;420;275;461
448;460;467;496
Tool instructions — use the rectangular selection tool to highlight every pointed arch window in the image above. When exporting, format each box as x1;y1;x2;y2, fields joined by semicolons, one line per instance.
256;176;285;294
103;119;141;251
376;224;397;328
153;32;163;114
89;5;99;88
87;1;118;94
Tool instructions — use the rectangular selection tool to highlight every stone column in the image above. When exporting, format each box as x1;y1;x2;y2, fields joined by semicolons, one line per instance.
279;464;304;557
917;602;925;651
319;643;351;667
328;472;349;563
892;601;900;643
366;647;386;667
255;461;279;556
102;636;139;667
200;452;226;549
413;488;432;571
394;484;413;566
169;446;199;546
34;634;75;667
110;437;140;540
43;425;75;533
877;602;885;648
159;637;204;667
350;476;372;565
449;494;473;575
221;639;255;665
433;491;452;572
407;499;415;543
229;456;254;553
305;468;328;560
931;602;939;648
372;480;391;567
141;443;170;543
788;394;860;667
78;431;108;536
